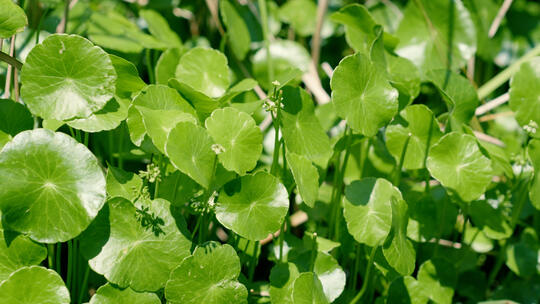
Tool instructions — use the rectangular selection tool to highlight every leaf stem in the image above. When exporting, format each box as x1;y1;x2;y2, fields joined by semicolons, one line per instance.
248;241;260;282
393;133;411;186
351;244;378;304
0;51;22;70
67;240;73;290
258;0;274;83
77;263;90;304
145;49;155;84
47;244;55;269
351;244;362;290
477;44;540;100
330;127;353;240
309;233;318;272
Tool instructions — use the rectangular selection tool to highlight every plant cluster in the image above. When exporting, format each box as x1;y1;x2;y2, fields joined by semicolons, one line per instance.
0;0;540;303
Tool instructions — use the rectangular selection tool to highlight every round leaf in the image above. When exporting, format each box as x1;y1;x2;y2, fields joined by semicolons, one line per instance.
343;178;401;246
427;132;493;202
286;151;319;207
292;272;329;304
331;53;398;136
0;0;27;38
165;242;248;304
89;283;160;304
0;266;70;304
21;34;117;121
81;198;191;292
0;220;47;281
205;107;262;175
175;47;230;98
166;122;216;188
387;276;429;304
382;198;415;276
417;259;456;304
0;129;106;243
216;172;289;241
0;99;34;137
385;105;443;170
509;57;540;137
395;0;476;72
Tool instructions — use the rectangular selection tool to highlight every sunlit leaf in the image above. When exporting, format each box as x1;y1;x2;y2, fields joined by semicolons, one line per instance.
0;266;70;304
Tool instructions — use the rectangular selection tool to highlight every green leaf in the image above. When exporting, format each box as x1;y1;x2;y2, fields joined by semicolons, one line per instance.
108;54;146;99
88;11;167;53
67;97;129;133
468;200;512;240
140;9;182;49
270;262;300;304
505;228;540;277
166;122;216;189
81;198;191;292
0;99;34;137
330;4;380;54
529;139;540;209
127;84;196;147
386;54;421;109
427;69;479;127
281;86;333;167
0;129;106;243
385;104;443;170
220;0;251;60
216;172;289;241
279;0;317;37
395;0;477;72
0;266;70;304
509;57;540;137
252;40;311;89
0;0;27;38
417;259;457;304
331;52;398;136
155;48;182;85
106;166;143;202
387;276;429;304
382;198;415;276
20;34;117;121
156;171;200;207
292;272;329;304
343;178;400;247
89;283;160;304
205;107;262;175
165;242;248;304
0;220;47;281
286;150;319;207
427;132;493;202
168;78;220;118
175;47;230;99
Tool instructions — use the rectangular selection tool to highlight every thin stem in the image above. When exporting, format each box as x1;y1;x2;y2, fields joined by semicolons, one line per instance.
270;102;282;176
488;0;513;38
56;0;71;34
67;240;73;290
331;127;353;240
311;0;329;68
47;244;55;269
351;244;362;290
248;241;260;282
77;263;90;304
351;244;378;304
0;52;22;71
309;233;318;272
3;37;16;99
55;243;62;275
278;218;286;262
393;134;411;186
257;0;274;83
478;44;540;100
145;49;155;84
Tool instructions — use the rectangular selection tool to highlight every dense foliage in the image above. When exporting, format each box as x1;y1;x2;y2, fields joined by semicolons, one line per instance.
1;0;540;303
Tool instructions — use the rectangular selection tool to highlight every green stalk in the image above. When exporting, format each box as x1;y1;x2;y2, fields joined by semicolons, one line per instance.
351;244;362;290
351;244;378;304
67;241;73;290
270;111;282;176
145;49;155;84
0;51;23;70
47;244;55;269
258;0;274;83
393;134;411;186
248;241;260;282
55;243;62;275
331;127;353;241
477;44;540;100
309;233;318;272
278;218;286;262
77;264;90;304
